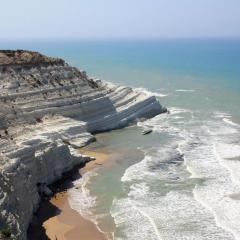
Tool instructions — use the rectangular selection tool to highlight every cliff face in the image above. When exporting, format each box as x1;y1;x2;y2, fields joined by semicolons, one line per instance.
0;50;166;239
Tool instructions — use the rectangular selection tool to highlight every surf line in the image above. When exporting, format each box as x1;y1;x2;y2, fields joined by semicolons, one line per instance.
213;143;240;187
131;201;163;240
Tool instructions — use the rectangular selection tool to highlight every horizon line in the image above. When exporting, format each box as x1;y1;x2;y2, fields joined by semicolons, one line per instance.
1;36;240;42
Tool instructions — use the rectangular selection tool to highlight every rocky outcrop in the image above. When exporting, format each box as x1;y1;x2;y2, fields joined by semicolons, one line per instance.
0;50;166;239
0;50;64;67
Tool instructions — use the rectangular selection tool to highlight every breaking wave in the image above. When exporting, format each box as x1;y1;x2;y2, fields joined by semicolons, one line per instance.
68;102;240;239
111;107;240;239
175;89;196;92
135;87;168;98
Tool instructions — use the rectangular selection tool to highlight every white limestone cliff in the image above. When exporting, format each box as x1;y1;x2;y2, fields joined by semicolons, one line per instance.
0;50;166;239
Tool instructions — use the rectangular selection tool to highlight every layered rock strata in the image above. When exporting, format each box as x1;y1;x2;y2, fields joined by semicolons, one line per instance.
0;50;166;239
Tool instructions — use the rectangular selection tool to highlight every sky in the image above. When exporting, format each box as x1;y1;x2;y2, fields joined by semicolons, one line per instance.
0;0;240;40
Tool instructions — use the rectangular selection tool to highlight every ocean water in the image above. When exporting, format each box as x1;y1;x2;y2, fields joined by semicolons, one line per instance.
2;39;240;239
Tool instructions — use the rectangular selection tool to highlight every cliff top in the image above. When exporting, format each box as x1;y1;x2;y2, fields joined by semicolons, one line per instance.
0;50;64;67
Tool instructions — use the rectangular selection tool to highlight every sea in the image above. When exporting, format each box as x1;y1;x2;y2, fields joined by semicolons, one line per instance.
2;39;240;239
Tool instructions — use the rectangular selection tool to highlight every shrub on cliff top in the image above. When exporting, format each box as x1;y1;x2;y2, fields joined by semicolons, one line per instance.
0;228;11;238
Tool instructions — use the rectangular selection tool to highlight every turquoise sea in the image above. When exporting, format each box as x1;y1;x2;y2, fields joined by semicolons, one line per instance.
2;39;240;239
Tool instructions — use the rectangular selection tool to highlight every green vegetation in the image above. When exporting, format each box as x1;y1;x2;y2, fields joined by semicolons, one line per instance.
0;228;11;238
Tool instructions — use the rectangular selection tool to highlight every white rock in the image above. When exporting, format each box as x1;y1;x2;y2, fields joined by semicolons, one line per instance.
0;51;166;240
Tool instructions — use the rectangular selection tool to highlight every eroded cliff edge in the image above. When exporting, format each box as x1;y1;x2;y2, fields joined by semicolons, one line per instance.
0;50;166;240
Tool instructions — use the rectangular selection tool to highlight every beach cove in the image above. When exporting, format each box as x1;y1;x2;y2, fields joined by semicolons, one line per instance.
1;40;240;240
41;149;114;240
29;129;146;239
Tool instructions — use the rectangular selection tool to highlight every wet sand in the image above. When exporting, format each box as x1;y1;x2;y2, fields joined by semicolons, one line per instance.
43;192;106;240
42;149;115;240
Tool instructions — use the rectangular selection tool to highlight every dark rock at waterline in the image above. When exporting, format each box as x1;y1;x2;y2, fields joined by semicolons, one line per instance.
142;129;153;135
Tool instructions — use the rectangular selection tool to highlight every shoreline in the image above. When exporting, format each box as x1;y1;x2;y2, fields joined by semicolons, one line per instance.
29;148;115;240
44;191;107;240
0;50;165;239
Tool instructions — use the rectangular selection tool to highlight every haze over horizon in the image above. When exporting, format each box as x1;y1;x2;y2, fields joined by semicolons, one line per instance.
1;0;240;40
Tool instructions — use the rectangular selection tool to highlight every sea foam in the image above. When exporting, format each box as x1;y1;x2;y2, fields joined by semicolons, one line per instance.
114;142;234;239
135;87;168;98
175;89;196;92
179;115;240;239
116;107;239;239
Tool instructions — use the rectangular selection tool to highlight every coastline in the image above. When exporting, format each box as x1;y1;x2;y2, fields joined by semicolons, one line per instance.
43;192;106;240
32;149;116;240
0;50;165;240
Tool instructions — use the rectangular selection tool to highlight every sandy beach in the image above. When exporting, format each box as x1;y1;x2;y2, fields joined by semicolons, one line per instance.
42;149;115;240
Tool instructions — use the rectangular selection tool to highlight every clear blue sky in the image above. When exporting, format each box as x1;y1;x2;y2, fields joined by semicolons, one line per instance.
1;0;240;40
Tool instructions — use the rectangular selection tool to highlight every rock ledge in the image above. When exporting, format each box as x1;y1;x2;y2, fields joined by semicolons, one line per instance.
0;50;166;239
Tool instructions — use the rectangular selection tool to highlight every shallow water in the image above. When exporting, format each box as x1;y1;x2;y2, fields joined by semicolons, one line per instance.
3;39;240;239
72;109;240;239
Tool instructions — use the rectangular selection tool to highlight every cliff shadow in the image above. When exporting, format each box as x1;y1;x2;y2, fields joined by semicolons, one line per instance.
27;164;84;240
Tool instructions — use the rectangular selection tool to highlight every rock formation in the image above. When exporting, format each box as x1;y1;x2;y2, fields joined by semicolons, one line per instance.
0;50;166;239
